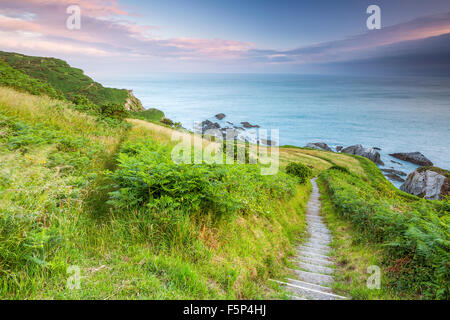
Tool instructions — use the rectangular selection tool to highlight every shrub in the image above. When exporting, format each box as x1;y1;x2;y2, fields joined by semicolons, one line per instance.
220;139;251;164
160;117;174;127
329;165;350;174
100;103;128;119
320;167;450;299
106;140;296;217
286;162;312;183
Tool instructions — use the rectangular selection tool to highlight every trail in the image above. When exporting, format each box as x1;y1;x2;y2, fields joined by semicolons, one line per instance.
272;178;348;300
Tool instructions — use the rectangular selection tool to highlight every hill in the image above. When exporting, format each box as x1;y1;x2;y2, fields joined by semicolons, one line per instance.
0;51;143;111
0;60;448;299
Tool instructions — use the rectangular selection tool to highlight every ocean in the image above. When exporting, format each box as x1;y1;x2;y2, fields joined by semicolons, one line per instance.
98;73;450;186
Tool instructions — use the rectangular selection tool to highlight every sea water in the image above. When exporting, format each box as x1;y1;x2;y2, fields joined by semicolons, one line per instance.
98;73;450;186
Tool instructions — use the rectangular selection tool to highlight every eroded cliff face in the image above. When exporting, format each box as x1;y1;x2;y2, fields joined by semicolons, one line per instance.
400;169;449;200
124;90;144;112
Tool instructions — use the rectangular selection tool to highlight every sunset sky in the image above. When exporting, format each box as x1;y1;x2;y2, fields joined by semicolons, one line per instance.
1;0;450;76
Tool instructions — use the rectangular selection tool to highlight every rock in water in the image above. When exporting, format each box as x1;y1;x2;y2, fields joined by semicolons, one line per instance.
305;142;333;152
336;146;343;152
240;121;260;129
381;168;407;176
400;168;449;200
385;173;406;183
341;144;384;165
389;152;433;166
215;113;226;120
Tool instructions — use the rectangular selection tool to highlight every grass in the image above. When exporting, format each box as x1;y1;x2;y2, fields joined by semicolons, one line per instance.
129;108;165;123
317;178;403;300
0;86;317;299
0;51;142;111
318;158;449;299
1;75;446;300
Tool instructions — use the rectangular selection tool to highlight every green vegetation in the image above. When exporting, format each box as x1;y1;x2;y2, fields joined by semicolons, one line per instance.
0;51;142;110
319;156;449;299
129;108;165;122
0;52;448;300
0;86;311;299
0;60;62;100
417;166;450;179
285;162;313;183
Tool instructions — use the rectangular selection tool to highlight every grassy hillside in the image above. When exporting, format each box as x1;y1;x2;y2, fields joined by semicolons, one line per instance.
318;157;449;299
0;86;315;299
0;60;63;100
0;80;447;299
0;51;143;111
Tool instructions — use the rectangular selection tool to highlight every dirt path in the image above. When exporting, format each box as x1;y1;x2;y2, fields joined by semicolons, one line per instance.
272;178;348;300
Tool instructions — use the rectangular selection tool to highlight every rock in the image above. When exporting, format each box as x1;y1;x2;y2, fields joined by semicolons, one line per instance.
391;160;402;165
240;121;260;129
381;169;407;176
200;120;221;131
385;173;405;183
215;113;226;120
400;168;449;200
336;146;343;152
305;142;333;152
341;144;384;165
389;152;433;166
373;147;381;151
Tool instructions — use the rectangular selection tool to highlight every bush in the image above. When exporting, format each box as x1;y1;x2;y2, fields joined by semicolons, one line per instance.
329;165;350;174
160;117;174;127
220;139;251;164
320;167;450;299
106;140;296;217
100;103;128;119
286;162;312;183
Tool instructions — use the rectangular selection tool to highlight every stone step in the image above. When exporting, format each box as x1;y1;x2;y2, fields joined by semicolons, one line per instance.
294;261;335;275
288;268;334;286
307;228;331;236
286;278;333;293
302;241;331;251
293;255;334;267
310;233;332;242
271;280;347;300
288;294;307;300
307;221;328;229
304;237;331;246
306;218;324;224
297;245;330;256
296;249;331;260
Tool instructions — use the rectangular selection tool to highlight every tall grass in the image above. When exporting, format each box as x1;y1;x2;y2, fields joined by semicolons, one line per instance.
0;86;310;299
319;159;449;299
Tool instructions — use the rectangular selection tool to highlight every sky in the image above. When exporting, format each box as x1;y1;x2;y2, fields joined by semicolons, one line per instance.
0;0;450;76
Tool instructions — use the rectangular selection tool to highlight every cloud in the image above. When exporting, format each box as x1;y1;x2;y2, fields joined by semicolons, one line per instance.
245;12;450;65
0;0;254;61
0;0;449;73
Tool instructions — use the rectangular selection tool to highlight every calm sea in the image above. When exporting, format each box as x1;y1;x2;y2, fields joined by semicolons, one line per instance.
98;73;450;186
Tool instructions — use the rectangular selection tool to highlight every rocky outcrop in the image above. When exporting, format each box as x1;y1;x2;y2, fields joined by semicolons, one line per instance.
305;142;333;152
240;121;260;129
336;146;343;152
381;169;407;176
389;152;433;166
341;144;384;165
400;168;449;200
215;113;226;120
199;120;221;132
385;173;406;183
124;90;145;111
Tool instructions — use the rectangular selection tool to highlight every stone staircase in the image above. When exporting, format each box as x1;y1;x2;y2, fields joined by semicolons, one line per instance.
271;178;348;300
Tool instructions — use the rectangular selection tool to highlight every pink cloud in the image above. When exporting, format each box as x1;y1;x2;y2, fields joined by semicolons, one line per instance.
0;0;449;71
